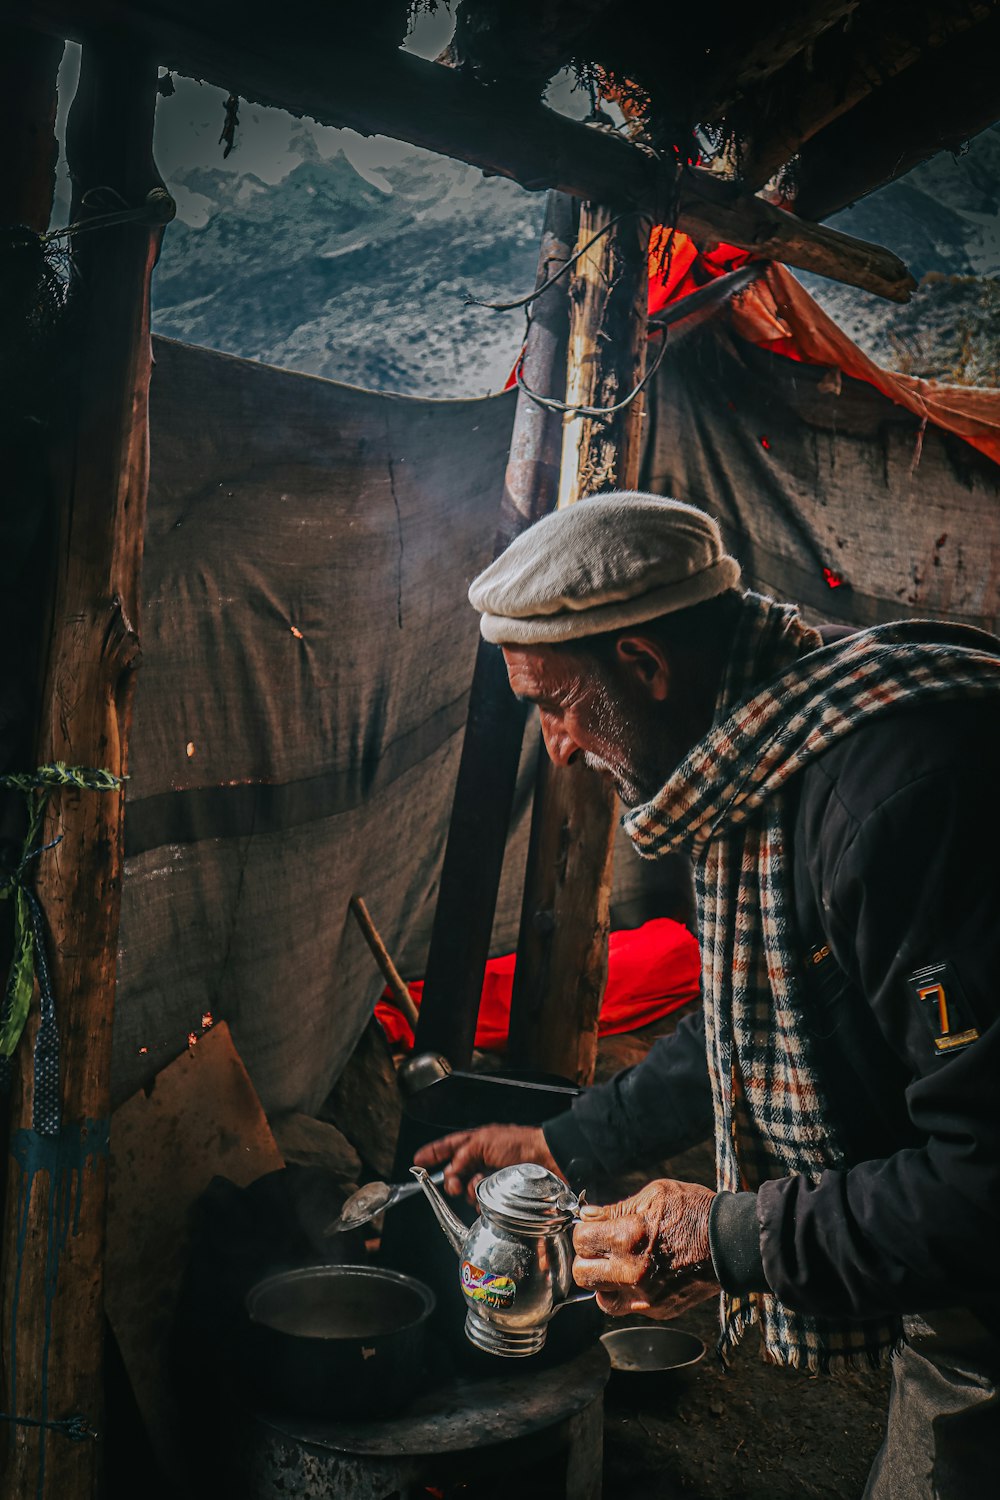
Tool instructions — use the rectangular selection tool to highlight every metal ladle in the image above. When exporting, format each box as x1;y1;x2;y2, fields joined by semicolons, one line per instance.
325;1169;446;1236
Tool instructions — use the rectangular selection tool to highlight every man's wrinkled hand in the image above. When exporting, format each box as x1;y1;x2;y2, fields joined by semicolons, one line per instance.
572;1178;719;1319
412;1124;564;1204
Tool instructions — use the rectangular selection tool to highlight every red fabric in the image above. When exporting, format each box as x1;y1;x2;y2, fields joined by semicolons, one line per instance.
728;260;1000;468
646;227;1000;468
375;916;701;1053
647;225;753;315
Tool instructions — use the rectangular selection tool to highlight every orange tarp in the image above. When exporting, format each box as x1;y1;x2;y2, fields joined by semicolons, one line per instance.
648;227;1000;468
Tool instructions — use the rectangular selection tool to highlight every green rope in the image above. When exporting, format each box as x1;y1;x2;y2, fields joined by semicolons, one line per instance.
0;763;122;1060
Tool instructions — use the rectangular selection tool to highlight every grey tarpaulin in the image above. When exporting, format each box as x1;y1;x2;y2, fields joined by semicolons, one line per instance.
115;329;1000;1116
115;339;676;1113
641;327;1000;632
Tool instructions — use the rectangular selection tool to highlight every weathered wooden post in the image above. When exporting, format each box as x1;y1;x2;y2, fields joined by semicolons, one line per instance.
412;191;576;1066
507;204;652;1084
0;34;169;1499
1;26;63;230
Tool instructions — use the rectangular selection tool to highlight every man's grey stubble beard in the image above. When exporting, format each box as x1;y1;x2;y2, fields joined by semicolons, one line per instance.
582;750;642;806
574;669;681;806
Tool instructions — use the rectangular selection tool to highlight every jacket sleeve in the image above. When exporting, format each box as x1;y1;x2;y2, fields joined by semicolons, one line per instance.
751;758;1000;1319
542;1006;714;1187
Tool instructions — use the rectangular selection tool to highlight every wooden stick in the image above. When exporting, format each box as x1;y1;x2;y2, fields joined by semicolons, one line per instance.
0;35;166;1500
349;897;420;1033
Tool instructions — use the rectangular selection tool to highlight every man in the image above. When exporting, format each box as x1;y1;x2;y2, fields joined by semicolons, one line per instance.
415;491;1000;1498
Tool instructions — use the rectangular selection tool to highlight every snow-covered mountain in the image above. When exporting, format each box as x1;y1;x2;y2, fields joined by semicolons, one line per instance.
151;123;1000;396
152;133;545;398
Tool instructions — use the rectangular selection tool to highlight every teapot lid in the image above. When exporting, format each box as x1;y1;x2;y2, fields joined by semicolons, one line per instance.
477;1162;578;1230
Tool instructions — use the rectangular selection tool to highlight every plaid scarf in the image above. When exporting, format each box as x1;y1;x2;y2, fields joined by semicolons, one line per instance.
623;591;1000;1371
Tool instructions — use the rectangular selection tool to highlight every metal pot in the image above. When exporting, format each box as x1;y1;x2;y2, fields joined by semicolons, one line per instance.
244;1263;435;1419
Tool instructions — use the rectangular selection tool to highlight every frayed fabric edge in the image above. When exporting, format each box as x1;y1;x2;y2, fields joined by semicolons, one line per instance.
717;1297;907;1375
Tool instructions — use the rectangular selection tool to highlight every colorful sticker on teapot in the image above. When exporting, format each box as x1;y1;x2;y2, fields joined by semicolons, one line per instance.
461;1260;517;1309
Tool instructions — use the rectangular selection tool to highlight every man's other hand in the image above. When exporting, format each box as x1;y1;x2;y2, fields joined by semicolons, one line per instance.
412;1125;564;1203
572;1178;718;1319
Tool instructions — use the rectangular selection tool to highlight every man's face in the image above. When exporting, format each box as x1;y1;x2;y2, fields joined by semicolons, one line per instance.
503;641;684;807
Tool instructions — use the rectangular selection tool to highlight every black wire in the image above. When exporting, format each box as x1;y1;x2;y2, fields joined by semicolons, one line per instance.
515;323;671;420
513;260;764;420
465;210;636;312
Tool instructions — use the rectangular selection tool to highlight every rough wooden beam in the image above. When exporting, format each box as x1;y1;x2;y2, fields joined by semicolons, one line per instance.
694;0;861;122
679;168;915;301
736;0;994;190
507;206;651;1087
0;25;64;231
16;0;661;202
447;0;618;85
793;13;1000;220
0;35;167;1500
17;0;914;299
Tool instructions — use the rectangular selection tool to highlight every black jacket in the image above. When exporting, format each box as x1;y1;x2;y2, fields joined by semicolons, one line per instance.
543;695;1000;1328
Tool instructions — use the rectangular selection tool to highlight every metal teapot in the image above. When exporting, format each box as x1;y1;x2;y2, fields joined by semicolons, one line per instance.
410;1162;593;1357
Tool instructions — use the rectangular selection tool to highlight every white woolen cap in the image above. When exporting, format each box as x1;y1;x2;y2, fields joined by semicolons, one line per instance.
470;492;741;645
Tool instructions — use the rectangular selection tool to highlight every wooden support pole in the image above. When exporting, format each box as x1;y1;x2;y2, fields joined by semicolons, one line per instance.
0;25;63;232
0;35;168;1500
677;170;915;303
349;896;420;1032
507;206;651;1086
412;192;576;1067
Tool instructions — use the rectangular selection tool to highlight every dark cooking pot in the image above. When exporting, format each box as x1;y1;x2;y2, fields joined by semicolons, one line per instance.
244;1263;435;1420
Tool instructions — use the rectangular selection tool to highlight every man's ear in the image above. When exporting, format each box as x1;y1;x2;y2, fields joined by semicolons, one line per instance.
614;634;671;701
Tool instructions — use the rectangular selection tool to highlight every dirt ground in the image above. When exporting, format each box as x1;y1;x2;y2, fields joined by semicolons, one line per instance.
591;1021;892;1500
601;1308;889;1499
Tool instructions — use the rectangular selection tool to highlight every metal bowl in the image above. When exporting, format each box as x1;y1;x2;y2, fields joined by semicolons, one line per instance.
245;1263;435;1419
600;1325;706;1374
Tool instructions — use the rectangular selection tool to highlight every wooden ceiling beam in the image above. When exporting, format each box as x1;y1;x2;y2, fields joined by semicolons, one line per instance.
694;0;862;122
446;0;619;85
793;13;1000;219
736;0;995;190
791;12;1000;219
14;0;660;200
15;0;913;299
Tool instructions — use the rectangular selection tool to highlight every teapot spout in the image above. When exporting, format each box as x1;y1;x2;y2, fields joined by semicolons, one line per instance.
410;1166;466;1255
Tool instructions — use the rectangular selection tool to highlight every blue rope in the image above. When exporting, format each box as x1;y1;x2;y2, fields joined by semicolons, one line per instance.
0;1411;97;1442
